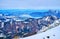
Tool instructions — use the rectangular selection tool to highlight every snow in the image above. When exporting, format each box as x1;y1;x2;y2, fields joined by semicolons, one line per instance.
20;25;60;39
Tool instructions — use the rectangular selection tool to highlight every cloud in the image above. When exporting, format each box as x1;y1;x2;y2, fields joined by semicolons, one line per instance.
20;14;32;18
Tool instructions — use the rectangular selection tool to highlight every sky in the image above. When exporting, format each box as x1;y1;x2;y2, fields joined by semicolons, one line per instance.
0;0;60;9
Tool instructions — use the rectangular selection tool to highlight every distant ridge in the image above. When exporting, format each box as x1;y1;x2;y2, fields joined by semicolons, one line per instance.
0;9;60;18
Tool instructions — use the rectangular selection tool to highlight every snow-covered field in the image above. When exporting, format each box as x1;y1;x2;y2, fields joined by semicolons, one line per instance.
20;25;60;39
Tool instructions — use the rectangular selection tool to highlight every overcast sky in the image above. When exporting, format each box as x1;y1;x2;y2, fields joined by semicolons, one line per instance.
0;0;60;9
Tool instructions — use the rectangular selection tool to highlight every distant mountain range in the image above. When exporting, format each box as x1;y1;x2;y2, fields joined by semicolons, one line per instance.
0;9;60;18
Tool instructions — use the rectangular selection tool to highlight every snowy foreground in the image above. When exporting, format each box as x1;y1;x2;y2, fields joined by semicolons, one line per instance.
19;18;60;39
20;25;60;39
19;19;60;39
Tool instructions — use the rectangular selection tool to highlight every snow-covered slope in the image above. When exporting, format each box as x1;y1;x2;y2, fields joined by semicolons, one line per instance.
20;25;60;39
